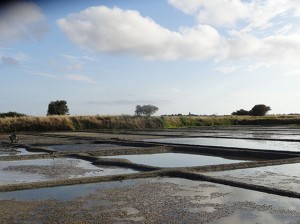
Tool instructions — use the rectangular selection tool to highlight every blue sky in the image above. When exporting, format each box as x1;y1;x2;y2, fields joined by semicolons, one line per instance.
1;0;300;116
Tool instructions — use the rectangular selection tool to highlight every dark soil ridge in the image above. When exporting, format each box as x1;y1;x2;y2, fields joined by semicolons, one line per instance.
28;130;300;143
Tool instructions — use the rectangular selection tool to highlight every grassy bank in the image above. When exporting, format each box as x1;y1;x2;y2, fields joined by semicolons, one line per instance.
1;115;300;133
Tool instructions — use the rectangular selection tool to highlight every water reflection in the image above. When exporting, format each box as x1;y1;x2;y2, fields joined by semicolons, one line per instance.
0;148;44;157
103;153;248;167
148;137;300;152
48;144;137;152
0;178;299;223
205;163;300;194
0;158;137;185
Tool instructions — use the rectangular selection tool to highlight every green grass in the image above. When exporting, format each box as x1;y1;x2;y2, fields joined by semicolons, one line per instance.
1;115;300;133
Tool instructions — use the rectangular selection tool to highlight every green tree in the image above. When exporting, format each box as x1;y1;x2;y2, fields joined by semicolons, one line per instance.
135;104;159;117
249;104;271;116
231;109;250;116
0;112;27;118
47;100;69;115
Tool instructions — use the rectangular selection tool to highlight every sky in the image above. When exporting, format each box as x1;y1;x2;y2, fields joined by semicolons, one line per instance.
1;0;300;116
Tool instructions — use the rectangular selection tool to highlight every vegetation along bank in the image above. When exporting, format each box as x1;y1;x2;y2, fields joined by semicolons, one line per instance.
2;115;300;133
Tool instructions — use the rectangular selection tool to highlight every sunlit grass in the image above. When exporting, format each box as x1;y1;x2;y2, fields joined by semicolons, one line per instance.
1;115;300;132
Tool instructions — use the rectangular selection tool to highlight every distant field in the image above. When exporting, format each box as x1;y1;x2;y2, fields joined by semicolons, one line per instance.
1;115;300;132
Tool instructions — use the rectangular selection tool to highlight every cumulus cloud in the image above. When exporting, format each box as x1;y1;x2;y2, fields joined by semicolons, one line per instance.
168;0;300;30
57;3;300;65
227;33;300;64
66;74;96;83
0;2;48;45
169;0;249;27
57;6;223;60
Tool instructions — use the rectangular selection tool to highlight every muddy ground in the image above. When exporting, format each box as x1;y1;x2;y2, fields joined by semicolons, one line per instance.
0;129;300;223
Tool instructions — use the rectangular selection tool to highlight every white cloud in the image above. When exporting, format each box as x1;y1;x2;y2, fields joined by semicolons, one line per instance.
57;6;223;60
215;66;239;74
0;2;48;45
57;3;300;65
168;0;300;30
169;0;249;27
284;68;300;77
227;33;300;64
66;74;96;83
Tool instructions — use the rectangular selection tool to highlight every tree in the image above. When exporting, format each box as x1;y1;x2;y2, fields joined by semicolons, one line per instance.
231;109;250;116
135;104;159;117
249;104;271;116
47;100;69;115
0;112;27;118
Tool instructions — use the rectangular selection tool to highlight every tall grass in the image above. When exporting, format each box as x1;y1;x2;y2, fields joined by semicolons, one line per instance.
0;115;164;133
1;115;300;133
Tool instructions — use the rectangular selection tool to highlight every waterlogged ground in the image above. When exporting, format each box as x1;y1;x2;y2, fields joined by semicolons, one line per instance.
204;163;300;194
103;152;249;168
1;127;300;223
0;158;137;185
0;178;300;223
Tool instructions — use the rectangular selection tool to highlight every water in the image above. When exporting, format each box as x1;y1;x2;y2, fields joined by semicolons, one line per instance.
0;148;45;157
48;143;137;152
204;163;300;194
103;153;249;168
0;158;137;185
0;177;299;223
147;137;300;152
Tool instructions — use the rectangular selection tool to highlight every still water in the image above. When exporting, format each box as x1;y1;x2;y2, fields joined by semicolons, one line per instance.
0;148;45;157
103;153;248;167
0;158;137;185
147;137;300;152
0;178;299;223
205;163;300;194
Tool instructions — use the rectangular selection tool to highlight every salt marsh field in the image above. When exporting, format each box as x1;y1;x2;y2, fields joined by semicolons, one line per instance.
1;126;300;223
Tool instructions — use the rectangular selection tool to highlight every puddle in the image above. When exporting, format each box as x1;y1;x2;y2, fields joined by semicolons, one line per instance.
102;153;248;168
0;178;299;223
147;137;300;152
0;158;137;185
48;143;137;152
204;163;300;194
0;148;45;157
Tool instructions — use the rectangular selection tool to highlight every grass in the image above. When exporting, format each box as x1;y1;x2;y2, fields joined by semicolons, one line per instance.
1;115;300;133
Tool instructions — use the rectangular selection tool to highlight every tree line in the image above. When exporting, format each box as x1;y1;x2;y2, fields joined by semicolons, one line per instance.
0;101;272;117
232;104;271;116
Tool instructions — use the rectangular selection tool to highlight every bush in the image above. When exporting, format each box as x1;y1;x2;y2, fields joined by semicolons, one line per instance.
135;105;159;117
47;100;69;115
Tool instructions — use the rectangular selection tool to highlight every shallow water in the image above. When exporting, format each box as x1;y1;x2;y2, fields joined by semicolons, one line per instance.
0;177;299;223
0;148;45;157
48;143;137;152
147;137;300;152
0;158;137;185
103;153;248;168
204;163;300;194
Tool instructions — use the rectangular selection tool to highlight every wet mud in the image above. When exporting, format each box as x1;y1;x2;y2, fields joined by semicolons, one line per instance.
1;127;300;223
0;178;300;223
